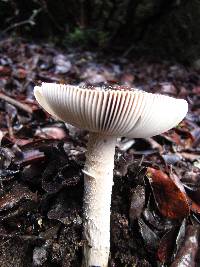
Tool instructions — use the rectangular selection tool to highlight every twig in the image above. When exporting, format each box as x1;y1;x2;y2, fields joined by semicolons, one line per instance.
0;233;44;241
6;114;14;140
1;8;42;35
0;92;34;114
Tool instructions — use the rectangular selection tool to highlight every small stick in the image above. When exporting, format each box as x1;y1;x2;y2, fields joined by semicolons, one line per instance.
1;8;42;35
6;114;14;140
0;92;34;114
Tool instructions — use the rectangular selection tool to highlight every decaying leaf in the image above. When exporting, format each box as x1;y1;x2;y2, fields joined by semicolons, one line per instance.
138;218;159;252
129;185;145;222
0;183;37;212
171;225;200;267
157;228;177;263
147;168;189;219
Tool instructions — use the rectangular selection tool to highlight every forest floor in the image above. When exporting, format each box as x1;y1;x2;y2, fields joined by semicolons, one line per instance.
0;37;200;267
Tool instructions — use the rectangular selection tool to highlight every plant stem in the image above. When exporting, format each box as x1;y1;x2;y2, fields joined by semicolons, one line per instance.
82;132;116;267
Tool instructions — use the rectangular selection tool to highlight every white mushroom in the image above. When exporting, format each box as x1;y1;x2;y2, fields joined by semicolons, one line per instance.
34;83;188;267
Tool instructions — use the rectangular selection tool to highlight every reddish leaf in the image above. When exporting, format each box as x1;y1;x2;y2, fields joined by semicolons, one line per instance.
192;86;200;94
157;220;187;264
162;131;183;146
14;138;34;146
0;66;11;76
147;168;189;219
120;73;135;86
157;229;176;263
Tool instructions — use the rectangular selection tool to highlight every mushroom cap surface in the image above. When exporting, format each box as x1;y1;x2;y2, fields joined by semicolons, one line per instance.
34;83;188;138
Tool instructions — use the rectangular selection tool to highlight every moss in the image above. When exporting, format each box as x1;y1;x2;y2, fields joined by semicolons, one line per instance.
65;27;109;48
134;0;155;22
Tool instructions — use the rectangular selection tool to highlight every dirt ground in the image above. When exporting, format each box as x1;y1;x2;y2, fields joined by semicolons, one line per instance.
0;38;200;267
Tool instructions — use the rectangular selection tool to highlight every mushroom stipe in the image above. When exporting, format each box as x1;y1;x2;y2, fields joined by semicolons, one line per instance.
34;83;188;267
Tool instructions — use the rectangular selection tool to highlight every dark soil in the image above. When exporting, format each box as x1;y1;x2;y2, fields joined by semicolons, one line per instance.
0;37;200;267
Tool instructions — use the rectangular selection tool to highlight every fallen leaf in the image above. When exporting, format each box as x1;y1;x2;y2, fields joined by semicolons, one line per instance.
53;54;72;74
194;160;200;169
35;126;67;140
191;127;200;148
138;218;159;252
162;154;182;165
157;228;177;263
171;225;200;267
15;149;46;166
180;152;200;161
0;183;37;212
129;185;145;222
159;82;177;95
147;168;189;219
0;66;11;76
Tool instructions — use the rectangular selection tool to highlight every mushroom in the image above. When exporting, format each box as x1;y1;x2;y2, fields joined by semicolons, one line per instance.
34;83;188;267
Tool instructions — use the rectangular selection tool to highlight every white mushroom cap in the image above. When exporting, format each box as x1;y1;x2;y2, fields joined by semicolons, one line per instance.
34;83;188;138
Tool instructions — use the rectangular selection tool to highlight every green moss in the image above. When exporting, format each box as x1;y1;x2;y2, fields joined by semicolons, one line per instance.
134;0;155;22
65;27;109;48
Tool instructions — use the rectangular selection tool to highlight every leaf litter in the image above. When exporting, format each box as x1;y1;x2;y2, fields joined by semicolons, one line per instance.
0;37;199;266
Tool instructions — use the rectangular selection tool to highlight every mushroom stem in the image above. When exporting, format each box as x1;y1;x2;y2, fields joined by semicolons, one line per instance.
83;132;116;267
